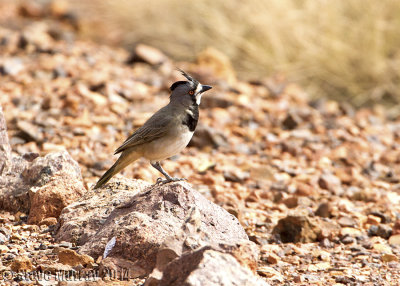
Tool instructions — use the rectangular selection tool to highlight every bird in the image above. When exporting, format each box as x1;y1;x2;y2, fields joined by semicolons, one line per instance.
93;70;212;189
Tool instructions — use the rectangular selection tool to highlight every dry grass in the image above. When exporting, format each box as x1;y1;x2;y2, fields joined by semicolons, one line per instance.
73;0;400;107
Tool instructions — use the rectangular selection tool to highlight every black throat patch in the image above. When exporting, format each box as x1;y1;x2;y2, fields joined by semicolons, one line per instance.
182;104;199;132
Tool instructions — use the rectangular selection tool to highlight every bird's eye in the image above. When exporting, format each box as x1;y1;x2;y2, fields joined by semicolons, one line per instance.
189;90;194;95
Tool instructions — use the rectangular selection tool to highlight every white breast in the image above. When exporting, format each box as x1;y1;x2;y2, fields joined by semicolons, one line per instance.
143;128;194;161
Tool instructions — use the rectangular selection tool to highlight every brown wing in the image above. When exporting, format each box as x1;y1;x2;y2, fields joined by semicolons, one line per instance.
114;107;171;154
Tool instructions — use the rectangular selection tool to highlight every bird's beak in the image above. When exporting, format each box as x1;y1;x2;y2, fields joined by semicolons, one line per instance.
201;85;212;93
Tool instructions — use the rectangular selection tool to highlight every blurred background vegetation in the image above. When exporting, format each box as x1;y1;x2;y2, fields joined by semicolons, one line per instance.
14;0;400;108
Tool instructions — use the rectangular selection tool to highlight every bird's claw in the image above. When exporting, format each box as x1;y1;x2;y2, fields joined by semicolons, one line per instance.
156;177;164;185
155;177;186;185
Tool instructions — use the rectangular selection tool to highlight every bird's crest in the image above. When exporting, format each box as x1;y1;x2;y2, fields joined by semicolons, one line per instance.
170;69;199;91
178;69;198;84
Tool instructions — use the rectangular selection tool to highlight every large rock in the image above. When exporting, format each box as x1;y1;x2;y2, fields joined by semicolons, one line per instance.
157;247;268;286
145;206;259;284
0;110;86;219
0;150;85;217
28;174;85;224
56;181;251;278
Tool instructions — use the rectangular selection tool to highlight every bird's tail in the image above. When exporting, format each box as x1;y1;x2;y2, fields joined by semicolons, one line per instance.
93;151;140;189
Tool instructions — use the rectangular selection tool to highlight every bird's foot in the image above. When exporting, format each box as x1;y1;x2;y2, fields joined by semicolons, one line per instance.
155;177;186;185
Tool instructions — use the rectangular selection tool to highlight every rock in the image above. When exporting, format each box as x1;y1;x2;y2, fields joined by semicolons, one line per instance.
55;177;149;245
376;224;392;239
341;235;355;244
201;95;234;109
155;248;267;286
266;253;280;264
368;224;392;239
127;44;168;66
282;112;301;130
56;181;250;278
28;175;85;224
0;58;25;76
369;211;390;223
373;243;392;254
382;253;398;262
366;215;381;225
188;125;228;149
0;106;11;175
39;217;58;226
0;232;8;244
0;245;9;254
40;262;73;274
256;266;284;282
0;150;85;214
196;47;236;84
392;220;400;235
18;0;46;18
58;248;94;267
146;207;258;284
338;216;357;227
223;169;249;183
0;156;31;212
272;215;321;243
388;234;400;245
315;202;332;218
218;240;259;273
10;255;33;272
16;120;44;143
318;173;342;192
282;196;298;209
100;256;147;279
340;227;362;237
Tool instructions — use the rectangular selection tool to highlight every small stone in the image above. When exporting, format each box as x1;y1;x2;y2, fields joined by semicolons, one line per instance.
340;227;362;237
58;248;94;266
196;47;236;83
366;215;381;225
0;233;8;244
266;253;280;264
0;58;25;76
315;202;331;218
58;242;73;248
39;217;58;226
341;236;355;245
295;182;314;196
282;113;301;130
335;276;354;284
376;224;392;239
272;215;320;243
368;225;379;236
10;256;33;272
282;196;298;209
16;120;43;143
369;224;392;239
338;216;357;227
382;253;398;262
128;44;168;65
392;220;400;235
373;243;392;254
257;266;284;282
369;211;391;223
293;275;304;283
0;245;9;254
388;234;400;245
318;173;341;191
189;125;228;149
308;262;330;271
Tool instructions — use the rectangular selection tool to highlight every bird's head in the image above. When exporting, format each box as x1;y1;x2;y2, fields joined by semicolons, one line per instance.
169;69;212;106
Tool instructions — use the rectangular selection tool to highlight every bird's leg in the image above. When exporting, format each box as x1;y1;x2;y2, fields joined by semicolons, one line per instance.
151;161;186;185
